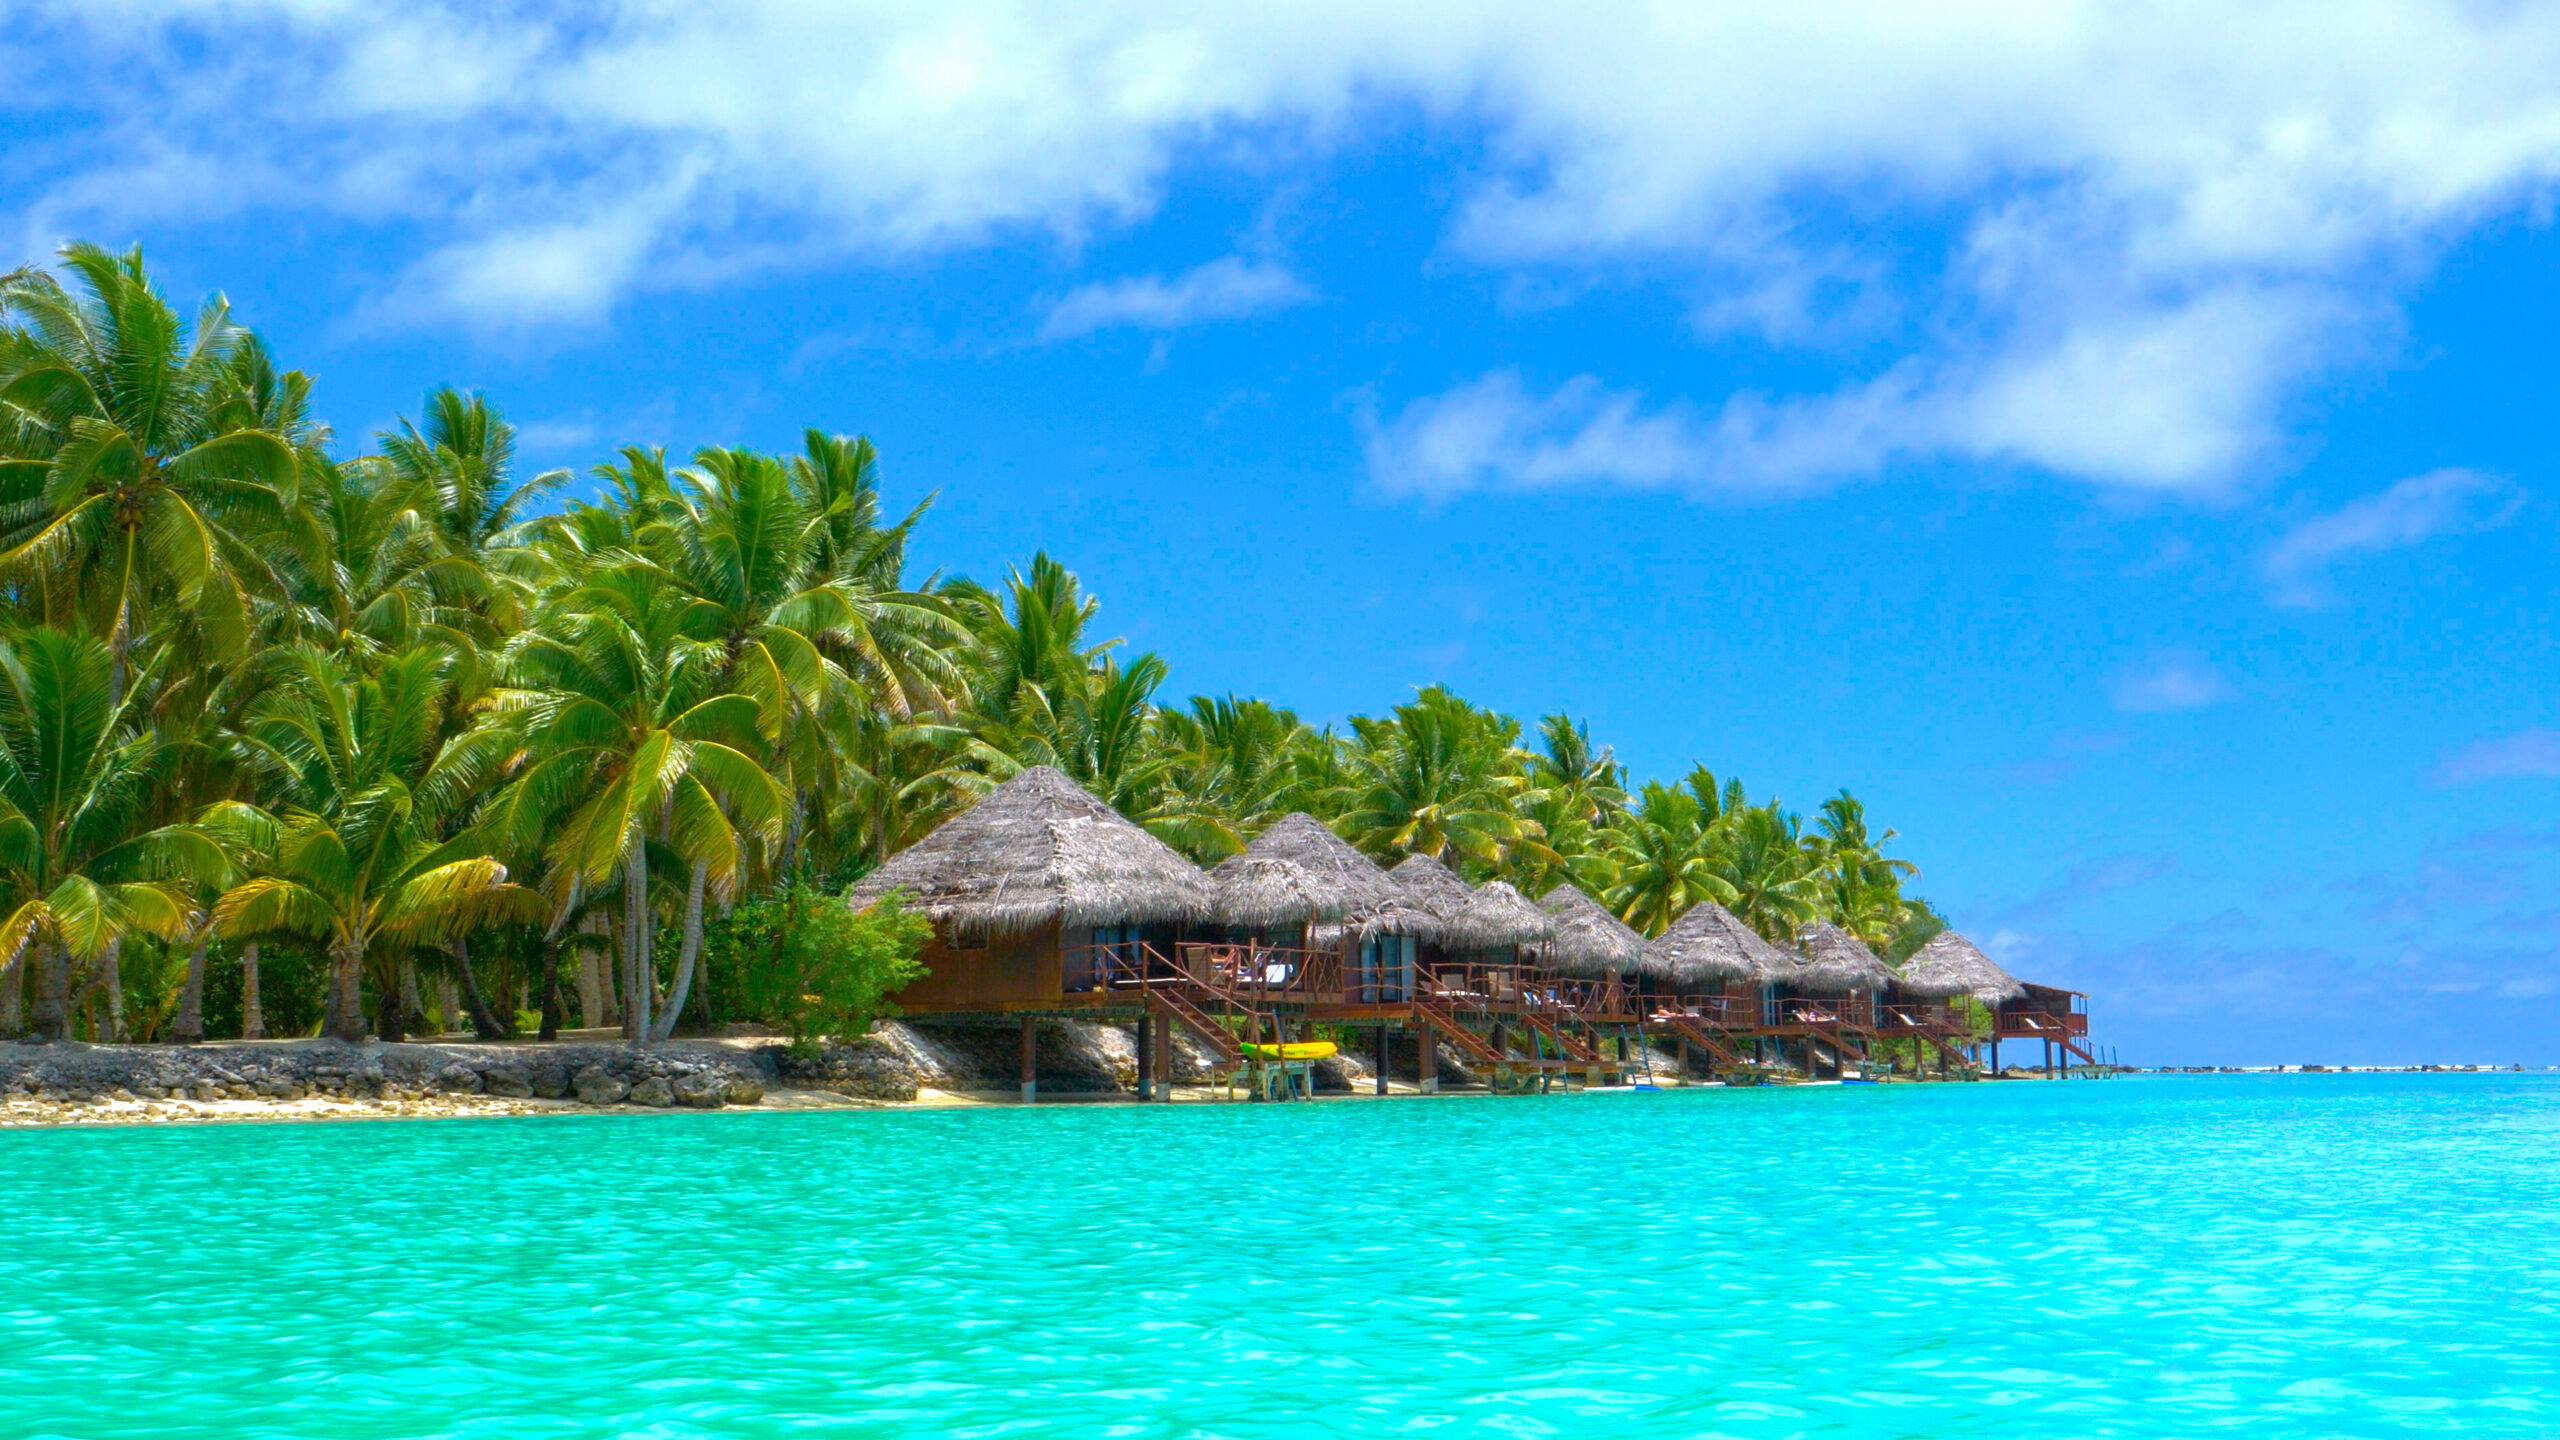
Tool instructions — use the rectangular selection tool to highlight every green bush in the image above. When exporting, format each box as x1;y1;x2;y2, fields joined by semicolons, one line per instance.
701;884;931;1053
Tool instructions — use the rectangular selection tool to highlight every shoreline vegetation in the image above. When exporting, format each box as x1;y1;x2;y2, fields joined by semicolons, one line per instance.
0;242;1972;1066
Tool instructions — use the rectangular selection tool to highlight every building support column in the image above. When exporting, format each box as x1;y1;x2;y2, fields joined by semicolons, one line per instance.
1375;1024;1389;1096
1135;1015;1152;1101
1020;1016;1038;1104
1154;1012;1172;1099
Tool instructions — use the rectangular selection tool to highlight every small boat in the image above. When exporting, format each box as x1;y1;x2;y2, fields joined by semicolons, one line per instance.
1237;1041;1339;1061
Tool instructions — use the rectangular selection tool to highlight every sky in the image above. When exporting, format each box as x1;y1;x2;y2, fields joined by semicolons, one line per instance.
7;2;2560;1065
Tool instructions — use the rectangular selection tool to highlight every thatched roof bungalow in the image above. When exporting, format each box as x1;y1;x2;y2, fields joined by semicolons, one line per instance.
1455;880;1554;951
1646;901;1786;992
1895;931;2025;1003
1538;884;1648;980
1206;855;1345;930
1790;922;1899;996
847;765;1213;1012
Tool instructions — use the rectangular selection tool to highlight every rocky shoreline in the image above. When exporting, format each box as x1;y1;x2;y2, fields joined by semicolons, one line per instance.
0;1017;1708;1129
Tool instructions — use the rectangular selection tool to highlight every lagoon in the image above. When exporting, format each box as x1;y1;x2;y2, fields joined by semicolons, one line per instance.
4;1075;2556;1438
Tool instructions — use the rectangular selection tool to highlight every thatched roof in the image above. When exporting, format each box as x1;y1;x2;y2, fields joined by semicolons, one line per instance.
1539;884;1649;978
1455;879;1554;950
1386;852;1472;918
1206;855;1344;928
1647;901;1791;988
1791;922;1899;994
1896;931;2025;1003
846;766;1212;937
1240;814;1399;912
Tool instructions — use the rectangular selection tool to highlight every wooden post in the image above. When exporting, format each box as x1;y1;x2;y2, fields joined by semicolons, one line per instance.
1375;1024;1389;1096
1154;1013;1172;1099
1020;1016;1038;1104
1419;1026;1438;1094
1135;1015;1152;1101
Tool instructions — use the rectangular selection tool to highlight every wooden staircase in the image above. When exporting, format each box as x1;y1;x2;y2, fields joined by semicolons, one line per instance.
1146;984;1245;1068
1411;994;1507;1068
1652;1010;1743;1070
1522;1011;1601;1066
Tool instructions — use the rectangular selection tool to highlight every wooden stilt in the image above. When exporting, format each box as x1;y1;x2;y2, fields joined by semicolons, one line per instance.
1375;1024;1389;1095
1135;1015;1152;1101
1155;1012;1172;1099
1020;1016;1038;1104
1420;1025;1438;1094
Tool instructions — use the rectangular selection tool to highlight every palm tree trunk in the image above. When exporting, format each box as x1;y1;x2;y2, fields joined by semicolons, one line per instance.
378;955;413;1042
30;938;69;1042
622;845;651;1042
171;935;211;1044
537;946;564;1041
447;937;512;1039
240;942;266;1039
0;940;23;1037
95;939;125;1043
325;940;367;1042
651;860;708;1041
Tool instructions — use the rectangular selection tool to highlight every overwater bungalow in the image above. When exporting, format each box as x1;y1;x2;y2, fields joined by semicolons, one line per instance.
1756;922;1896;1076
1379;854;1559;1090
1642;901;1767;1075
1896;931;2096;1074
1796;922;1967;1075
1538;883;1648;1021
1233;814;1418;1010
847;765;1220;1099
1538;883;1656;1077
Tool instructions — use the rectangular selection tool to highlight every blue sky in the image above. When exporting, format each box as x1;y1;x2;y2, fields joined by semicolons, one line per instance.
11;3;2560;1064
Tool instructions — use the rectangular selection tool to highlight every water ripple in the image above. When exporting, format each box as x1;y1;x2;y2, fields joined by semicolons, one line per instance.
2;1075;2556;1437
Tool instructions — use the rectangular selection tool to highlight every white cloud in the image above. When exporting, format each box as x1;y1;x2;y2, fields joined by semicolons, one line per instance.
2265;468;2524;607
2112;651;2234;715
2435;729;2560;785
21;2;2560;491
1039;256;1312;339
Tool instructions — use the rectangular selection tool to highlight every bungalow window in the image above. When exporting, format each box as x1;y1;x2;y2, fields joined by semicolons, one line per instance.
948;931;987;952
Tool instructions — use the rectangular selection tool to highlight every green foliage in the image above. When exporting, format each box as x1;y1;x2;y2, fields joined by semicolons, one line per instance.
699;885;929;1052
0;240;1960;1043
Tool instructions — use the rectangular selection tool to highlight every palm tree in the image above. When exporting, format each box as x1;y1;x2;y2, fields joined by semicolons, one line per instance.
1710;801;1825;942
1330;687;1533;868
0;627;226;1040
1152;695;1317;860
207;645;535;1041
379;387;568;558
1810;791;1921;949
482;562;787;1040
1603;772;1738;937
0;244;300;706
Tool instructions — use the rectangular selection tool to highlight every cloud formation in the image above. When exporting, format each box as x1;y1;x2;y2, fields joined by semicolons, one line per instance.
2265;468;2524;607
1040;257;1312;339
2112;651;2234;715
2435;729;2560;785
19;3;2560;493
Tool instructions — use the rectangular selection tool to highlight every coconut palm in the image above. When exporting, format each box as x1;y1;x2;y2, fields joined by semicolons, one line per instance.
481;562;787;1040
0;627;227;1040
0;244;300;705
1603;771;1738;937
207;644;536;1041
1330;687;1532;868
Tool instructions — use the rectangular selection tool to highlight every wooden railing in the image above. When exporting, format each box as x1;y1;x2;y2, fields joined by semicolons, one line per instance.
1651;993;1752;1030
1997;1009;2089;1039
1766;995;1876;1030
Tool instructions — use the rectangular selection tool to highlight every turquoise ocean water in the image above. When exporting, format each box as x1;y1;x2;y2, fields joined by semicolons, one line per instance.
4;1074;2556;1438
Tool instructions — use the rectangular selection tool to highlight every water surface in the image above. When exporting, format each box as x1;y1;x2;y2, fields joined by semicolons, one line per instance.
4;1074;2555;1438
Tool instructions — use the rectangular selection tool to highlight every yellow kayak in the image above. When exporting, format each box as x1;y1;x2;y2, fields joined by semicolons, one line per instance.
1237;1041;1338;1061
